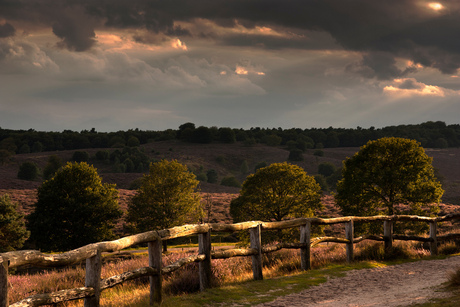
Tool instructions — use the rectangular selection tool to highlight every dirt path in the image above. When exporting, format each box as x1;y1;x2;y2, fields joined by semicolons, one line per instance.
257;256;460;307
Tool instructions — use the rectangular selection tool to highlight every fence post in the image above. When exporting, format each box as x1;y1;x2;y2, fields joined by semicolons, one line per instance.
430;221;438;256
250;224;263;280
149;239;162;305
300;221;311;271
345;220;354;263
84;249;102;307
384;220;393;254
0;257;8;307
199;230;212;291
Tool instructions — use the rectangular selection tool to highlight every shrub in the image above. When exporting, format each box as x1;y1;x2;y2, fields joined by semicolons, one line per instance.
0;194;29;252
72;150;89;162
318;162;336;177
220;176;241;188
43;155;62;180
206;169;218;184
17;162;39;180
313;149;324;157
288;149;304;161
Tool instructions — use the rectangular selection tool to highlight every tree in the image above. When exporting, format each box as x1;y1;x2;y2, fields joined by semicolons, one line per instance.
18;162;39;180
231;162;322;222
288;149;304;161
27;162;122;252
220;176;241;188
126;160;202;250
206;169;218;183
43;155;62;180
0;194;29;252
72;150;89;162
335;137;443;219
318;162;336;177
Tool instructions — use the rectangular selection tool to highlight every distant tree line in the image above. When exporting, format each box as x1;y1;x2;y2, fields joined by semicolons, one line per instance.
1;121;459;157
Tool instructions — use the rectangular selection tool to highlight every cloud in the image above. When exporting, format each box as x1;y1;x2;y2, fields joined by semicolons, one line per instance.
383;78;460;98
0;22;15;37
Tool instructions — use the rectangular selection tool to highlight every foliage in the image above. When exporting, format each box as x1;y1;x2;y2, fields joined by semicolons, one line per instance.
127;136;140;147
206;169;218;184
288;149;304;161
0;194;29;252
218;127;236;143
72;150;89;162
0;149;12;165
335;137;443;233
240;160;249;174
254;161;267;172
43;155;62;180
17;161;39;180
314;174;329;191
231;162;322;238
313;150;324;157
27;162;122;252
126;160;202;234
318;162;336;177
220;176;241;188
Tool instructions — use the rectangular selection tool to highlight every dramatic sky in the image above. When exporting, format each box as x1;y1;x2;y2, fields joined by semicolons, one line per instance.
1;0;460;132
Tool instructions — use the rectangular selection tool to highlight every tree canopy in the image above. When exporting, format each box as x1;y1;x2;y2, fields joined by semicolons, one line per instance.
230;162;322;223
126;159;202;235
335;137;444;218
27;162;122;252
0;194;29;252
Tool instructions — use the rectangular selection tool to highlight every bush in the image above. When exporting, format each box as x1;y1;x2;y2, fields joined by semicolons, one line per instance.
72;151;89;162
95;150;109;161
18;162;39;180
313;150;324;157
254;161;267;172
288;149;304;161
0;194;29;252
318;162;336;177
43;155;62;180
221;176;241;188
206;169;218;184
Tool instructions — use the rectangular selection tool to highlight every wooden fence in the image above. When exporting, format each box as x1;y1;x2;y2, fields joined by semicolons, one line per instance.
2;213;460;307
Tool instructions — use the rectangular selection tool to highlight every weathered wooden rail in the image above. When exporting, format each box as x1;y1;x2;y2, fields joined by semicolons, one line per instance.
2;213;460;307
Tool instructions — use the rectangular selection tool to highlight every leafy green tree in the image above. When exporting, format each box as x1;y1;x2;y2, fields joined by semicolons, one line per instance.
206;169;218;184
220;176;241;188
192;126;213;143
231;162;322;222
18;162;39;180
288;149;304;161
335;137;443;219
0;194;29;252
126;160;202;250
31;141;44;153
43;155;62;180
27;162;122;252
218;127;236;143
72;150;89;162
19;144;31;154
127;136;140;147
0;149;12;165
318;162;336;177
240;160;249;174
230;162;322;242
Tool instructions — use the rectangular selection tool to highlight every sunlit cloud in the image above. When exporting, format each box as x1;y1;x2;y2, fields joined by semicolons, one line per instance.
235;63;265;76
383;78;455;98
171;38;188;51
235;65;248;75
96;32;160;51
427;2;444;11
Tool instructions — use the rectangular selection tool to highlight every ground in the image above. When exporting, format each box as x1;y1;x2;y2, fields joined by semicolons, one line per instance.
257;256;460;306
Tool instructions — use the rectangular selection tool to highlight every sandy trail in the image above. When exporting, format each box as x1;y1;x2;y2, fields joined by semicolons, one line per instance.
256;256;460;307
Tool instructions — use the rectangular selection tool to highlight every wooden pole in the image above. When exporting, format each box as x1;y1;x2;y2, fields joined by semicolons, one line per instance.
250;224;263;280
149;239;163;305
345;220;354;263
84;249;102;307
300;221;311;271
199;230;212;291
0;257;8;307
430;222;438;256
384;220;393;253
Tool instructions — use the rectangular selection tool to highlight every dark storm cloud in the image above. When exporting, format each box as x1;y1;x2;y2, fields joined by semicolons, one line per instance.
2;0;460;75
346;52;418;80
0;22;15;37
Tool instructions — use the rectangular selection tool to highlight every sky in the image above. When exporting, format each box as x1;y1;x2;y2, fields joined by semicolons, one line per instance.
1;0;460;132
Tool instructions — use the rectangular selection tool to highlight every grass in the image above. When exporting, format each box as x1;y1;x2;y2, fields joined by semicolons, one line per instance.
8;240;460;306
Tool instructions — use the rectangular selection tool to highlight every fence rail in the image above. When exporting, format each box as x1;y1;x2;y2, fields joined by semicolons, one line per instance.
2;213;460;307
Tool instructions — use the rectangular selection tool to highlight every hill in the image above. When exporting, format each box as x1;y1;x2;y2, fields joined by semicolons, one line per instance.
1;140;459;219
